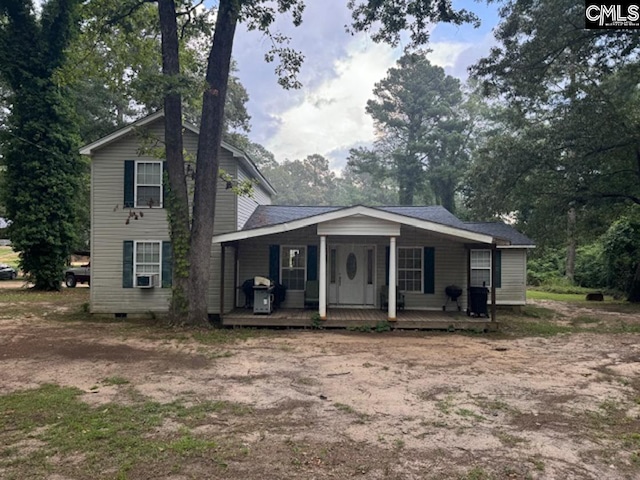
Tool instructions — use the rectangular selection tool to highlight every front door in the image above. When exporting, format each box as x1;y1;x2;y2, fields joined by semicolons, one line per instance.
329;245;374;306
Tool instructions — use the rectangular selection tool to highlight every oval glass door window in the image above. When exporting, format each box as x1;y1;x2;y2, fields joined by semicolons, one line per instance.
346;253;357;280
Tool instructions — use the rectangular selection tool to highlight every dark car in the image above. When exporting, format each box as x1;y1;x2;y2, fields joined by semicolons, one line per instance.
0;263;17;280
64;263;90;288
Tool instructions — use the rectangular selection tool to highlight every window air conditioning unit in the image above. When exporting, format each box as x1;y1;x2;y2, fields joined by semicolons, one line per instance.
136;273;159;288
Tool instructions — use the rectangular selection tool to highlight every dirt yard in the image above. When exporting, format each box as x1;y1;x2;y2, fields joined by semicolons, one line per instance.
1;290;640;479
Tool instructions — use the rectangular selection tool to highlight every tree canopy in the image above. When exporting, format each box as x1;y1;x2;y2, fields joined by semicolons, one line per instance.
349;53;470;209
0;0;85;290
467;0;640;299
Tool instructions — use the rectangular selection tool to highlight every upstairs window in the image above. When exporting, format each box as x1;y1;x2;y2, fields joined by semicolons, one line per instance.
136;161;163;208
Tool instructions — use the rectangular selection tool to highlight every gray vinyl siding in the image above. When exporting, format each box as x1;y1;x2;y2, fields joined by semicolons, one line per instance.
237;165;272;229
90;118;237;314
496;249;527;305
236;225;476;310
396;226;468;310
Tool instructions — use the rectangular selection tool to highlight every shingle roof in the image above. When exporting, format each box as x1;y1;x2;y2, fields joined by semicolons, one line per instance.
375;206;467;228
241;205;535;246
461;222;535;246
242;206;343;230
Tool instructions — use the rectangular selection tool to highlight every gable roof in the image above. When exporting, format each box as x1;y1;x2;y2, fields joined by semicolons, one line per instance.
214;205;507;245
79;111;277;196
217;204;535;247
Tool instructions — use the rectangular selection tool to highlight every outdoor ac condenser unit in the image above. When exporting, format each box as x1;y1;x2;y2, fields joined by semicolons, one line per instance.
136;273;159;288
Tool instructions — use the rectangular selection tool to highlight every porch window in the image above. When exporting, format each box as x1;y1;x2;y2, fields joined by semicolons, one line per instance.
470;250;491;287
135;241;161;281
136;161;163;207
281;246;306;291
398;247;422;292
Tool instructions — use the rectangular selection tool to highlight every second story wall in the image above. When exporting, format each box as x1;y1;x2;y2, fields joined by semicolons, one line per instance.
91;118;238;238
237;164;272;229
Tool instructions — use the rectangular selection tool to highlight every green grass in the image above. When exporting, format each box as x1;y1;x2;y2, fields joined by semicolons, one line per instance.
527;290;591;302
0;384;251;479
0;246;19;268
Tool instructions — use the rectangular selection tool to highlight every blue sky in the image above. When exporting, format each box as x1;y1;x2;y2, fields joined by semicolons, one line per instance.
225;0;502;169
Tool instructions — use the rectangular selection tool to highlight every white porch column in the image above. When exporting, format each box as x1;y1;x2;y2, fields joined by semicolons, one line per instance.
319;235;327;320
388;236;397;321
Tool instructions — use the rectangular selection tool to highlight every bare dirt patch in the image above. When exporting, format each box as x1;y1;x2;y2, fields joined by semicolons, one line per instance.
1;297;640;479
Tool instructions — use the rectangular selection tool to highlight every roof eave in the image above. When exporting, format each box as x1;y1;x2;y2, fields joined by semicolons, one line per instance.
213;205;496;244
79;111;277;196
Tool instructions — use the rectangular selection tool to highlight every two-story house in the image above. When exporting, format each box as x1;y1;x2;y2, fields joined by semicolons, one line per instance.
81;112;534;327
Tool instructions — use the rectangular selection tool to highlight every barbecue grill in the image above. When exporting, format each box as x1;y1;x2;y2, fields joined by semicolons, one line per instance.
253;276;275;314
442;285;463;312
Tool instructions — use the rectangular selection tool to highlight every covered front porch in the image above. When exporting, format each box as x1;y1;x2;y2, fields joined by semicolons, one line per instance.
214;206;506;326
222;307;497;331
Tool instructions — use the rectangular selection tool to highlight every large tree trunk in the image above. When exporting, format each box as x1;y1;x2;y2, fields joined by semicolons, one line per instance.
628;261;640;303
187;0;239;325
158;0;191;321
565;207;576;283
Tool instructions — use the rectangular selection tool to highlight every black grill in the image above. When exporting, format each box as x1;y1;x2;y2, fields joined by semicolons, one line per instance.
443;285;463;311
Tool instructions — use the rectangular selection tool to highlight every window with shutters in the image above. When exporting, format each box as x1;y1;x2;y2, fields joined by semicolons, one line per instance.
398;247;422;292
135;241;161;284
280;246;306;291
136;161;163;207
470;250;491;287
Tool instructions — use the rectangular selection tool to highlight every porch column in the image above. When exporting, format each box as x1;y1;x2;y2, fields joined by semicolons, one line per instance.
220;244;226;320
491;245;497;322
388;236;397;321
319;235;327;320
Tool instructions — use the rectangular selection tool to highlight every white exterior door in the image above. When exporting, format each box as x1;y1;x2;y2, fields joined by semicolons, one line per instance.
339;246;365;304
328;245;374;306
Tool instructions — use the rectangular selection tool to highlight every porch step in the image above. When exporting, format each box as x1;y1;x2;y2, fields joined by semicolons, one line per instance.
222;308;496;331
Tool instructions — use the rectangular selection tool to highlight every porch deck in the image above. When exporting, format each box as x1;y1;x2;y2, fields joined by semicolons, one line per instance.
222;308;497;331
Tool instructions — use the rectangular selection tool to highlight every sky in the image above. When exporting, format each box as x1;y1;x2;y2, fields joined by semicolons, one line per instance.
32;0;500;170
227;0;502;170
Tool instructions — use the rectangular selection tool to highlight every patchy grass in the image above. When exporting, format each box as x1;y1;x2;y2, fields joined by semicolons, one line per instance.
100;376;130;386
460;467;493;480
191;328;268;345
497;302;640;337
0;288;91;320
499;312;573;337
0;384;252;479
527;289;640;315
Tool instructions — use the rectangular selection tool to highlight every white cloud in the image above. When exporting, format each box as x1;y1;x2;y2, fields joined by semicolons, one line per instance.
261;32;495;169
427;41;473;69
265;37;400;166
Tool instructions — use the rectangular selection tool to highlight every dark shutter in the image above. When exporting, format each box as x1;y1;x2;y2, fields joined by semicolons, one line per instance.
423;247;435;294
123;241;134;288
162;161;168;208
495;250;502;288
307;245;318;281
162;241;172;288
385;246;390;285
124;160;135;208
269;245;280;283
